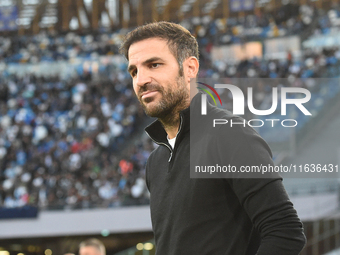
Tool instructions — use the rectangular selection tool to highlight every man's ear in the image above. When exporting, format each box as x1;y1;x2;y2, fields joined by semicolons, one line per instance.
183;56;199;82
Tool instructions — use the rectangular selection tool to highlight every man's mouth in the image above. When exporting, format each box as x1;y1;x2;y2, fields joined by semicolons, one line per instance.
141;90;158;100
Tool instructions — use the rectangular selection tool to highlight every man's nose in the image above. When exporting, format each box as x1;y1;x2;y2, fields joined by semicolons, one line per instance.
136;69;152;87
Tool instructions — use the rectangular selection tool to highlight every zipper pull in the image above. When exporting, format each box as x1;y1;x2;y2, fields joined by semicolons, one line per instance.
168;152;173;162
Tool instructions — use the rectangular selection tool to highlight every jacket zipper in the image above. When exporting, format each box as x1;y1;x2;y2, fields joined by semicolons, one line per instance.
145;132;173;162
145;115;184;163
168;115;184;163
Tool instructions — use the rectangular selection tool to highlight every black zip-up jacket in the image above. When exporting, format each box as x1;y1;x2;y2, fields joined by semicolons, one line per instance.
145;93;306;255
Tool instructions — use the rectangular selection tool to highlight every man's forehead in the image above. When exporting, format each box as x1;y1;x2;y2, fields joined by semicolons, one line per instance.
128;38;171;61
79;246;101;255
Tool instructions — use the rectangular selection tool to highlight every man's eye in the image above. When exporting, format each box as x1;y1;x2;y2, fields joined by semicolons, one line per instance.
131;70;137;77
151;63;160;68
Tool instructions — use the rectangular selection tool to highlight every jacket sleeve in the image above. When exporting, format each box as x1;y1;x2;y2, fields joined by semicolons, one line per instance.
215;121;306;254
231;178;306;254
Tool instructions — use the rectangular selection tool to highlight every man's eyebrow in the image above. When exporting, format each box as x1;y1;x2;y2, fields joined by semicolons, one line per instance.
128;57;163;73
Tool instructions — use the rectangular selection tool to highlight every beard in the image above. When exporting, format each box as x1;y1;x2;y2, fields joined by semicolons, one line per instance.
137;75;189;119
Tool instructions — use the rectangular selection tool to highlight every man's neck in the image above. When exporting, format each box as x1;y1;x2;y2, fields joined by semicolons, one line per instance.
158;94;191;139
159;113;181;139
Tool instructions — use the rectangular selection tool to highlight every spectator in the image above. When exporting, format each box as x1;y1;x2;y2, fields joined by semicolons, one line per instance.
79;238;105;255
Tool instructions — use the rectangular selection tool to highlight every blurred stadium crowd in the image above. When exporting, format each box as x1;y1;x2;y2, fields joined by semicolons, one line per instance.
0;71;153;209
1;2;340;210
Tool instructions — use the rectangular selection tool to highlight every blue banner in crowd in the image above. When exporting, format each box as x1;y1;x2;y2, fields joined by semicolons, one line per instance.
0;206;38;220
0;6;18;31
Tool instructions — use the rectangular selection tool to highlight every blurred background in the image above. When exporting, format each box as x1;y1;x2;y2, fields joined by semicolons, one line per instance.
0;0;339;254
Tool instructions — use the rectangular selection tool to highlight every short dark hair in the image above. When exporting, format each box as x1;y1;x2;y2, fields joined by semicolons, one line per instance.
79;238;105;255
119;21;199;72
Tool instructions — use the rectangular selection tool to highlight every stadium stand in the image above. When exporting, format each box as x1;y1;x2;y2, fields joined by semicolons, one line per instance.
1;1;340;254
1;2;340;212
0;61;153;210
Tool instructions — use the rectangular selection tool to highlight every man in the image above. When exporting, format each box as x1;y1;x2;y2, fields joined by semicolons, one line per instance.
79;238;105;255
120;21;306;254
